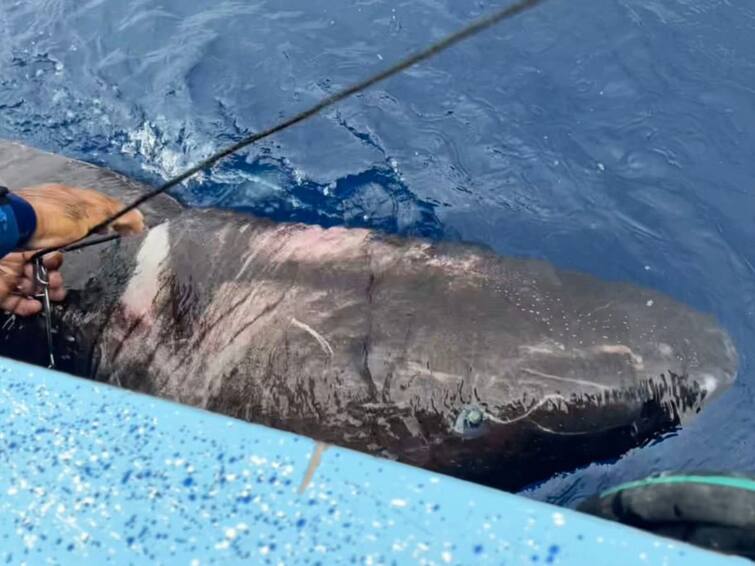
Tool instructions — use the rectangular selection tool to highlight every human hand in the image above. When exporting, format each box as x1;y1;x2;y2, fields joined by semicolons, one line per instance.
0;251;65;317
14;183;145;249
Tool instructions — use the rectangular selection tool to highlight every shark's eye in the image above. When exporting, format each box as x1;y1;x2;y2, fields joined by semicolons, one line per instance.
453;406;487;436
465;408;484;428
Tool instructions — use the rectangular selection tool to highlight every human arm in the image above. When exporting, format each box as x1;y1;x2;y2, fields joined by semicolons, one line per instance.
0;183;144;315
0;183;144;254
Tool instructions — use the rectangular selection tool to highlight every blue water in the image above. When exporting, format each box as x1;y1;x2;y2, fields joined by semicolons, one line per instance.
1;0;754;507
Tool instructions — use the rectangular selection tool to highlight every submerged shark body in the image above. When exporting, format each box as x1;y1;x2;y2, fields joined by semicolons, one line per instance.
0;141;738;490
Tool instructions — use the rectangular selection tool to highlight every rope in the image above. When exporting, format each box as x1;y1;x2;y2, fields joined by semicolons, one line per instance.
32;0;549;260
61;233;121;253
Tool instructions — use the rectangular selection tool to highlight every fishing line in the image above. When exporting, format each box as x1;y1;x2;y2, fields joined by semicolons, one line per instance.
31;0;550;261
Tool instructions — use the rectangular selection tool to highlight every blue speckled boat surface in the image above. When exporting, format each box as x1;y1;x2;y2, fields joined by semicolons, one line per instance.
0;357;742;565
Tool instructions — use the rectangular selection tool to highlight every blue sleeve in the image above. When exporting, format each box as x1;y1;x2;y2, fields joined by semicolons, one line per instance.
0;205;21;257
0;192;37;257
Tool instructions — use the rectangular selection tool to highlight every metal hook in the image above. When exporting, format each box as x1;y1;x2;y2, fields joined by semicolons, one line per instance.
33;257;55;369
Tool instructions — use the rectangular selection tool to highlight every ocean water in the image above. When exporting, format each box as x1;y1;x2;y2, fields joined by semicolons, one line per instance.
0;0;754;507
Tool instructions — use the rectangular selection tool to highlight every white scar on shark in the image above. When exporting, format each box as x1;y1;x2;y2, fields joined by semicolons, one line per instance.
291;318;334;358
120;222;170;322
521;368;612;391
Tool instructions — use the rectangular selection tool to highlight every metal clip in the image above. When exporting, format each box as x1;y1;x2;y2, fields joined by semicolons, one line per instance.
33;257;55;369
